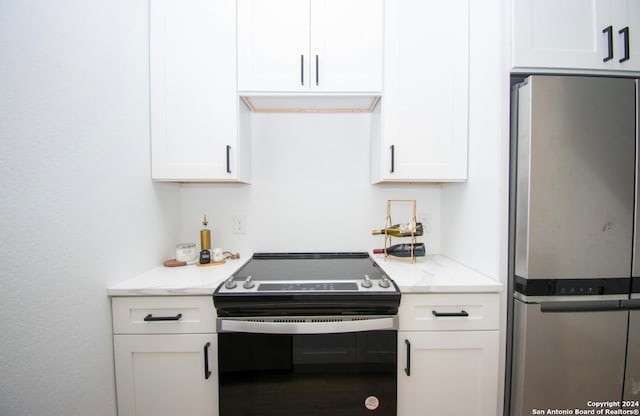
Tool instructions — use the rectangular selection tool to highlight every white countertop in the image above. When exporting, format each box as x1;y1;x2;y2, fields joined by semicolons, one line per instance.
107;252;502;296
106;254;252;296
370;253;502;293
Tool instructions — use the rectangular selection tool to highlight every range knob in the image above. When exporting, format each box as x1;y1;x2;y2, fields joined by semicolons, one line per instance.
243;275;255;289
224;277;237;290
379;276;391;288
361;274;373;288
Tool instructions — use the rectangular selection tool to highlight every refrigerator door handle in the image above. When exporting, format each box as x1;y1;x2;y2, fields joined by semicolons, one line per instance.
621;299;640;310
540;300;621;313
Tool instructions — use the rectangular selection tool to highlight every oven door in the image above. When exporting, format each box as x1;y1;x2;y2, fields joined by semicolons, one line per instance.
217;317;398;416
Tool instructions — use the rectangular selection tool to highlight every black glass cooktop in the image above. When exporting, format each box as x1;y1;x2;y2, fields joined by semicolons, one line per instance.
230;252;386;282
213;252;401;316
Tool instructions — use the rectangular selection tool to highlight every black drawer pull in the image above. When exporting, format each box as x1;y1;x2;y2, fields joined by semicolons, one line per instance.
389;144;395;173
144;313;183;322
432;310;469;317
204;342;212;379
404;339;411;376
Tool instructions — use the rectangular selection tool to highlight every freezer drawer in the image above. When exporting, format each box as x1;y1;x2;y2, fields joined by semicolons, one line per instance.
625;308;640;401
511;298;628;416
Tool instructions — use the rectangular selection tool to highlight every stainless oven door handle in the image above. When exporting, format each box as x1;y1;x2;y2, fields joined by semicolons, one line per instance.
218;317;398;334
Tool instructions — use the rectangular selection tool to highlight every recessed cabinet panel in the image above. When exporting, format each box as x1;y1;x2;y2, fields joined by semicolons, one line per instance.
512;0;609;70
310;0;383;92
613;0;640;71
237;0;310;92
372;0;469;183
512;0;640;72
238;0;382;93
114;334;218;416
397;331;499;416
150;0;249;182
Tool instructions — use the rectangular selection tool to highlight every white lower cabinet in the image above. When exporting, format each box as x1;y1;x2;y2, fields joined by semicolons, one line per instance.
110;294;499;416
113;334;217;416
397;293;500;416
111;297;218;416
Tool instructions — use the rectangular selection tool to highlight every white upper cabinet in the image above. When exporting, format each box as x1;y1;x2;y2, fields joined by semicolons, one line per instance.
613;0;640;69
150;0;250;182
237;0;383;93
512;0;640;72
371;0;469;183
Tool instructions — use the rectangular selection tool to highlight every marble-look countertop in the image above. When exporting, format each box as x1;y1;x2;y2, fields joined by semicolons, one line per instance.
107;252;502;296
370;253;502;293
106;254;252;296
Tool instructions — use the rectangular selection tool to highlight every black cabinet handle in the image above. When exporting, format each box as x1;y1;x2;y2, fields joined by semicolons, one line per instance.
619;26;630;63
603;25;614;62
226;145;231;174
144;313;183;322
204;342;212;380
301;55;304;86
432;310;469;317
389;145;395;173
404;339;411;376
315;55;319;86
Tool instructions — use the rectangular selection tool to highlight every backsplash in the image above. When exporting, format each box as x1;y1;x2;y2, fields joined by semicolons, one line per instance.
179;112;441;254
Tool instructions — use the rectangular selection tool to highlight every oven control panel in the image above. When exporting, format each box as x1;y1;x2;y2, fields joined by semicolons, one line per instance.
218;275;399;293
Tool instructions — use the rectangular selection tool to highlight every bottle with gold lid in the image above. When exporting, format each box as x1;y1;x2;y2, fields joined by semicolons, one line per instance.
199;214;211;264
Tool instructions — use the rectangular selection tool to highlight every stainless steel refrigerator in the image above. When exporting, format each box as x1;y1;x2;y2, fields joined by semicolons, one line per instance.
508;75;640;416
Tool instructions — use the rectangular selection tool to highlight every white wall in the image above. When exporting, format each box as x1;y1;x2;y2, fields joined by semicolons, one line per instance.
179;113;442;254
0;2;179;415
440;1;509;415
441;0;508;283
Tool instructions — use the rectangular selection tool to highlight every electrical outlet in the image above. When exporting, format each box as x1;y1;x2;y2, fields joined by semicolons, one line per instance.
233;215;247;234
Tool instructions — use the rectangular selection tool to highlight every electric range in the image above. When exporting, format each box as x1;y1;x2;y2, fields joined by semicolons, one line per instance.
213;252;400;317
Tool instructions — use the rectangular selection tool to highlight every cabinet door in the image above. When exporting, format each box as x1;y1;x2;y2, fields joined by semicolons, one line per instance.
397;331;499;416
373;0;468;182
237;0;310;92
310;0;383;92
612;0;640;71
114;334;218;416
150;0;247;182
237;0;382;93
511;0;613;70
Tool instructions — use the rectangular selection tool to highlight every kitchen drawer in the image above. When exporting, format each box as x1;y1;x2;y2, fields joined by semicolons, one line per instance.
112;296;216;334
398;293;499;331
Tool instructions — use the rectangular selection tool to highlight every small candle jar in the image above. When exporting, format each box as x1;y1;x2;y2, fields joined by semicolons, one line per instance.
176;243;197;264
